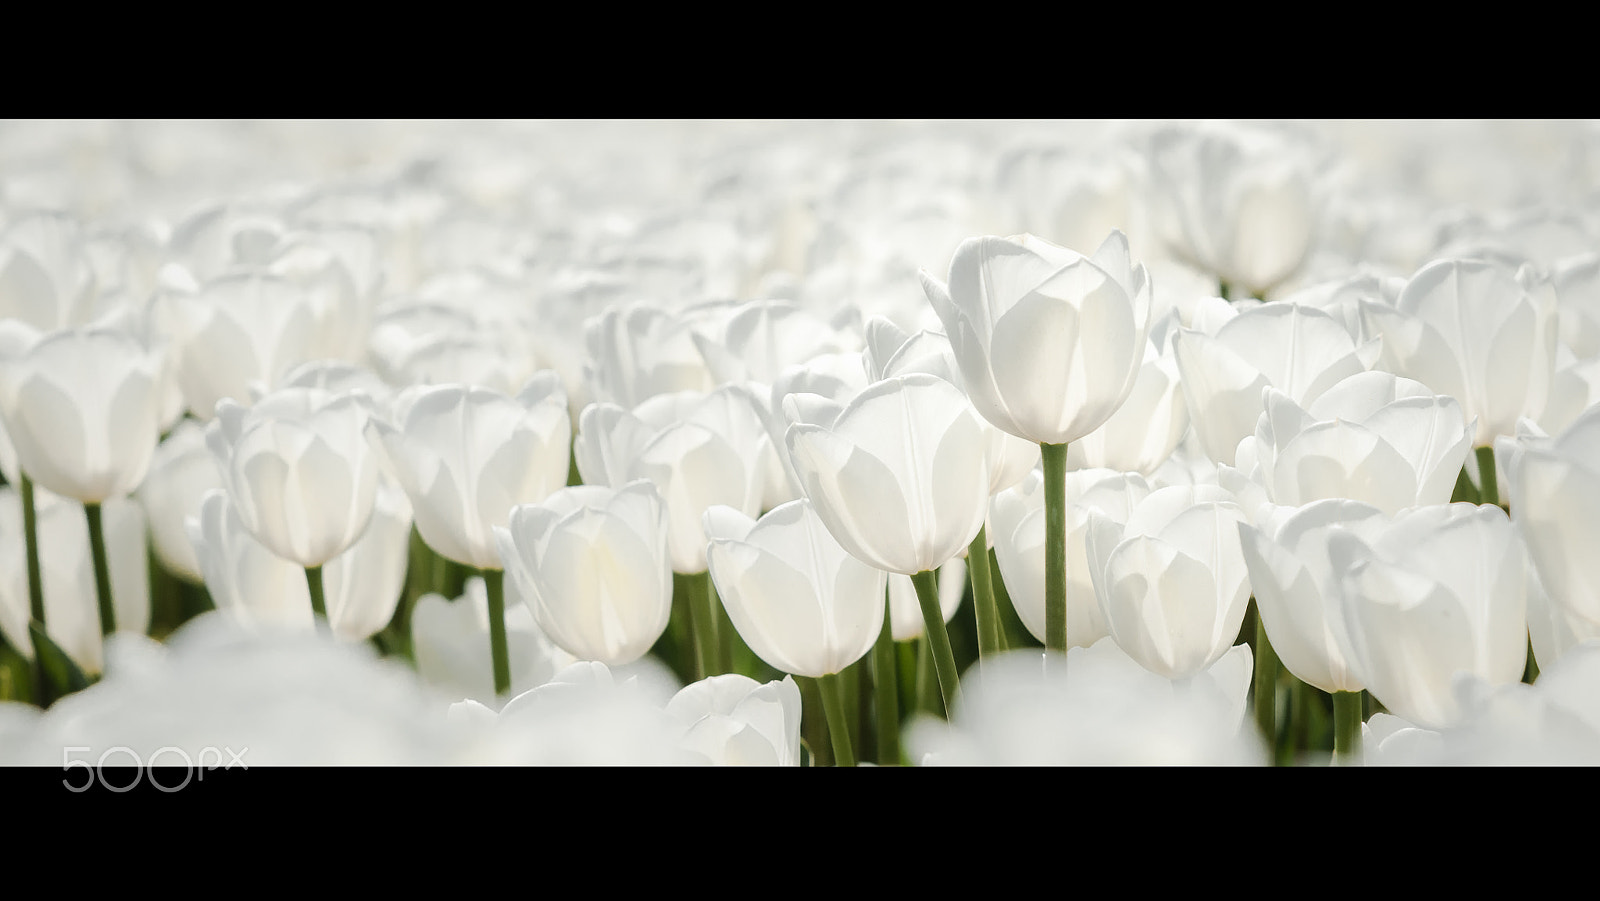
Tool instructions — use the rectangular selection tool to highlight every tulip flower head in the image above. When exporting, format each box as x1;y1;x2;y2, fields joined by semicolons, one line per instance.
495;480;673;666
919;230;1153;445
368;374;571;569
784;373;990;575
704;500;886;678
0;325;164;504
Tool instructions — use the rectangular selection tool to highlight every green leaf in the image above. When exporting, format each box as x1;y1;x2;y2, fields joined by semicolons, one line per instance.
29;622;91;698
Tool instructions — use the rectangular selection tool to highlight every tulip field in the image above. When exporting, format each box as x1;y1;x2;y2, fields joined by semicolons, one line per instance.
4;118;1600;768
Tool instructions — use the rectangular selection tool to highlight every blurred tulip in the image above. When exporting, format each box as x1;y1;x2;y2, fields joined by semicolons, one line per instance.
919;230;1152;445
1328;503;1530;729
1507;403;1600;667
1064;340;1187;476
1235;370;1473;515
704;500;885;678
1172;302;1372;466
1361;258;1559;447
367;374;570;569
1147;123;1317;298
0;325;164;504
136;420;223;582
582;302;715;410
666;673;803;766
907;642;1262;766
575;385;771;573
496;481;672;666
410;576;580;706
165;272;319;420
1085;484;1252;680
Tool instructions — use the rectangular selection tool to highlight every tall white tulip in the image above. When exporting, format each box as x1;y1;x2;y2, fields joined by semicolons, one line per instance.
206;388;381;569
1362;259;1559;449
783;372;986;716
919;230;1152;446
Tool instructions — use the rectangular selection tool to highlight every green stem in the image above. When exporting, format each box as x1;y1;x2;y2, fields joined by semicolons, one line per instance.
1333;690;1363;765
20;475;44;626
911;569;961;716
1476;445;1499;509
818;671;856;768
84;503;116;636
1523;634;1540;685
1040;442;1070;653
682;571;719;679
871;594;900;765
709;572;732;675
968;525;1005;658
1218;278;1234;302
481;568;511;697
914;638;937;715
798;675;832;767
304;564;328;624
1253;602;1279;764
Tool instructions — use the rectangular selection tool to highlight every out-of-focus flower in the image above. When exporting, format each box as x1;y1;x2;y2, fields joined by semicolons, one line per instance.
0;325;164;503
0;212;100;331
906;642;1262;766
1146;123;1318;298
367;374;570;570
704;500;885;677
206;388;381;568
582;302;715;411
575;386;771;573
1064;340;1187;475
919;230;1153;445
165;272;319;420
486;660;693;765
1172;302;1372;466
136;420;224;582
666;673;803;766
785;373;989;575
0;490;148;674
496;481;671;666
1329;503;1530;729
410;576;580;706
1361;258;1559;447
4;614;478;766
1085;484;1252;679
1235;370;1473;515
1505;403;1600;668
